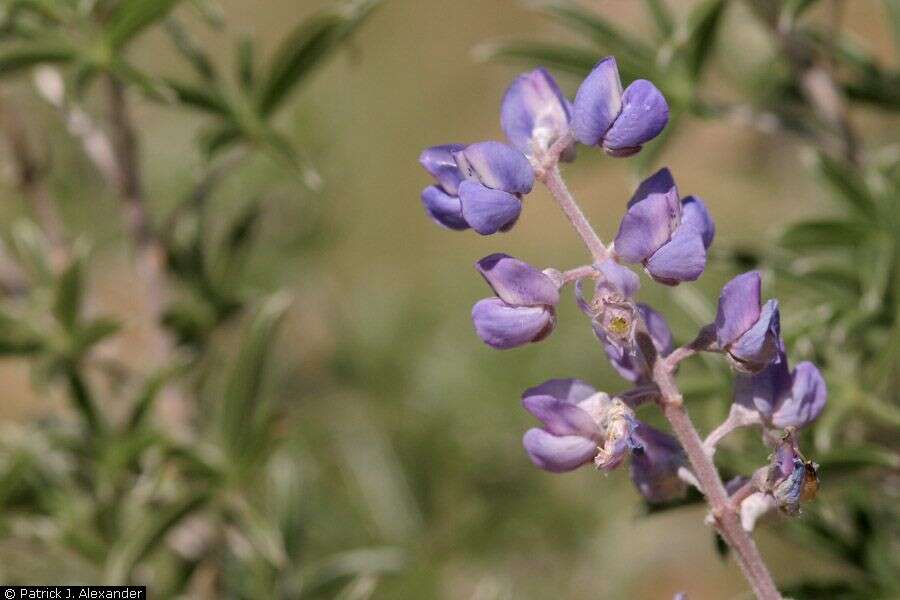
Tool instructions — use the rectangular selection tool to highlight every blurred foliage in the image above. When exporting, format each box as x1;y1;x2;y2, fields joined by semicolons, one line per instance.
480;0;899;597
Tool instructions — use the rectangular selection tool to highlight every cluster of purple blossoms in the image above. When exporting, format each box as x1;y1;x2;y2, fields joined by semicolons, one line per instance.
417;57;826;520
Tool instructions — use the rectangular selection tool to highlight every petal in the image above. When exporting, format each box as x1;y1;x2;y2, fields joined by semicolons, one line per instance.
458;180;522;235
629;422;687;503
644;226;707;285
730;299;780;370
420;186;469;231
715;272;762;347
522;395;601;439
637;303;674;356
501;68;572;156
602;79;669;154
596;257;640;300
571;56;623;146
681;195;715;249
614;188;681;264
471;298;554;349
522;378;597;405
733;350;792;418
598;327;643;382
418;144;466;195
627;167;678;208
523;428;597;472
454;141;534;194
476;253;559;307
771;362;827;429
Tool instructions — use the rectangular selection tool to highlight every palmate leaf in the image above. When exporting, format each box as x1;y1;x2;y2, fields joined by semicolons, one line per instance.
811;152;879;218
103;0;183;50
163;18;216;81
256;0;380;117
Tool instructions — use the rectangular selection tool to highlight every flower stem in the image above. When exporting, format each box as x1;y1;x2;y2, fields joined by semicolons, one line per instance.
545;161;782;600
539;165;609;263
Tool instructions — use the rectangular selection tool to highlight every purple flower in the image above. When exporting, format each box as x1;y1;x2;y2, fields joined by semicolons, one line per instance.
521;378;686;503
715;272;781;372
598;303;674;383
501;68;575;160
612;168;714;285
576;258;640;345
571;57;669;157
419;141;535;235
472;254;559;349
734;346;827;430
629;421;688;504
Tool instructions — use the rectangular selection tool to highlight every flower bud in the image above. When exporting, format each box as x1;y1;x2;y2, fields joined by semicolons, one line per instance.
501;68;575;160
715;272;780;371
572;57;669;156
612;169;713;285
629;422;688;503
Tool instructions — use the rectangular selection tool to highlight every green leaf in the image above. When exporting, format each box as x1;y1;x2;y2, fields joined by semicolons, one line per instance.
127;361;187;431
72;318;120;354
297;548;406;599
257;0;380;116
643;0;674;38
529;0;654;76
217;293;291;457
886;0;900;59
780;219;868;250
816;446;900;475
679;0;729;80
54;254;84;331
103;489;211;584
0;42;74;77
199;122;242;158
0;304;44;355
812;152;879;218
165;78;230;115
163;18;216;81
475;41;598;76
237;34;254;91
226;495;287;567
104;0;183;50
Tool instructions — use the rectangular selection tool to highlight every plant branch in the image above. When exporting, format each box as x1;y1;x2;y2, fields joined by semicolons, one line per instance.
539;165;609;263
545;158;782;600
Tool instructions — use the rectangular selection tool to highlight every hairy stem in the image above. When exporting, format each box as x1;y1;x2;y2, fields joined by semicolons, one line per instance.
545;161;782;600
539;165;609;263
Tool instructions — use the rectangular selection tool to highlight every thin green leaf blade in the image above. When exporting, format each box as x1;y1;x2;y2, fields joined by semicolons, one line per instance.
104;0;182;50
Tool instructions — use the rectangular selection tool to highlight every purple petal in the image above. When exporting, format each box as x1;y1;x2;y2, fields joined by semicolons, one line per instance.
771;362;827;429
476;253;559;307
715;272;762;347
733;350;792;417
614;169;681;263
522;395;601;439
730;299;780;370
523;428;597;472
681;195;715;249
637;303;674;356
598;330;642;382
458;180;522;235
501;68;572;156
454;141;534;194
522;378;597;405
420;186;469;231
644;226;707;285
418;144;466;196
602;79;669;154
471;298;554;349
596;258;640;300
629;422;687;503
571;57;623;146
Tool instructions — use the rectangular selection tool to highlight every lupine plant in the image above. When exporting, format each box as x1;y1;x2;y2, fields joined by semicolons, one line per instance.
418;57;830;600
0;0;406;595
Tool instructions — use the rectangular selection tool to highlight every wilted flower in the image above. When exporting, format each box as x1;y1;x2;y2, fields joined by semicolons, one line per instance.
571;56;669;156
765;435;819;516
472;253;559;349
521;378;686;503
734;345;827;430
715;271;780;372
612;168;714;285
419;141;534;234
501;68;575;160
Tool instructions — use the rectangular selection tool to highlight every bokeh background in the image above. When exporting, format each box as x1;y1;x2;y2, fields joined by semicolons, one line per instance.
0;1;897;598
